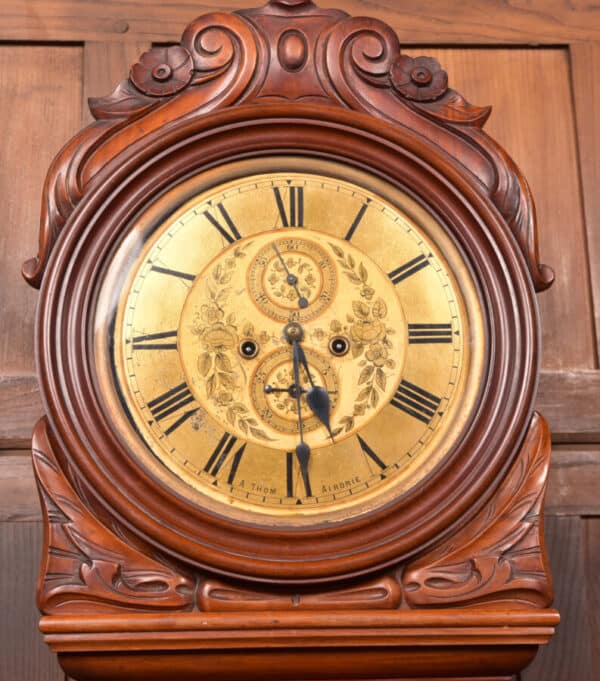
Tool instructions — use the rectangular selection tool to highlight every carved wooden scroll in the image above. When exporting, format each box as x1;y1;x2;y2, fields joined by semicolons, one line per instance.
24;0;552;292
32;410;552;614
403;412;553;610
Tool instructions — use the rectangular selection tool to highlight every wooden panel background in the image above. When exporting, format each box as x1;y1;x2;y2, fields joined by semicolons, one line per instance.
0;2;598;679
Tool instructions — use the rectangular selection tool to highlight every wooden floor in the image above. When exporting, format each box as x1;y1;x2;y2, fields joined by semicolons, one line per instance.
0;1;599;679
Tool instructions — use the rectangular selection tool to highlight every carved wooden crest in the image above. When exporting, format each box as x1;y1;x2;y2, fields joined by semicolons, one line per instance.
25;0;551;293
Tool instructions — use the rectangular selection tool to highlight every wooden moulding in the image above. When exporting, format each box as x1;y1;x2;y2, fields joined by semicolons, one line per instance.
41;611;559;681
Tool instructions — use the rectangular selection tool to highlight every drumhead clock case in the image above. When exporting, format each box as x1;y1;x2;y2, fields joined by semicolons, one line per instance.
25;2;558;680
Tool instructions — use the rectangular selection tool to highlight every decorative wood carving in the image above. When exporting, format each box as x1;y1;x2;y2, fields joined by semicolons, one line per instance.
198;575;401;612
26;1;557;678
24;0;552;291
403;412;553;610
32;417;195;615
30;408;551;616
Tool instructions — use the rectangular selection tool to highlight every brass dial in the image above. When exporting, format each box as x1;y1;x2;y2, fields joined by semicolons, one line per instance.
177;230;406;451
103;157;485;524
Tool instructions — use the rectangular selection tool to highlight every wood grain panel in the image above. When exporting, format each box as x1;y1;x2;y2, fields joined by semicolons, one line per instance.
521;517;593;681
537;370;600;443
0;454;40;521
584;519;600;679
546;446;600;516
83;40;150;126
571;43;600;365
0;522;64;681
0;45;82;376
0;375;41;448
2;0;600;44
404;47;595;371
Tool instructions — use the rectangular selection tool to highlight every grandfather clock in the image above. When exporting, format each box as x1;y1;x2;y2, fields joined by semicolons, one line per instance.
25;1;558;679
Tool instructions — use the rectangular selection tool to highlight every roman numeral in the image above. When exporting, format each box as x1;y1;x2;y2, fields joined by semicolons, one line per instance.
344;202;369;241
204;433;246;483
274;186;304;227
408;323;453;344
357;435;386;470
130;330;178;351
286;450;312;498
150;265;195;282
148;382;195;423
388;254;429;284
203;203;241;243
391;380;441;424
164;408;199;436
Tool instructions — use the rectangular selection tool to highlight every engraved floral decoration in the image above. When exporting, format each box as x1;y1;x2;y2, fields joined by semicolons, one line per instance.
390;55;448;102
191;243;273;441
130;45;194;97
316;244;397;437
266;254;318;304
270;365;305;417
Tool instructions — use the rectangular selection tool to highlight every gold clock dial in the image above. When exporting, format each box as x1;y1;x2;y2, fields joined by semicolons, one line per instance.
103;157;485;524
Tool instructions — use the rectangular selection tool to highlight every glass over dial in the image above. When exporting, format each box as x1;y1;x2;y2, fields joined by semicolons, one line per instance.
104;159;485;524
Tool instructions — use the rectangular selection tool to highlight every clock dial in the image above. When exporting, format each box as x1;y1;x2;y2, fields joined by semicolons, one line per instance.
105;158;485;523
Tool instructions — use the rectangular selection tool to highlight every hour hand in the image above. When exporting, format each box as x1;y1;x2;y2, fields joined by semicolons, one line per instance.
296;342;335;442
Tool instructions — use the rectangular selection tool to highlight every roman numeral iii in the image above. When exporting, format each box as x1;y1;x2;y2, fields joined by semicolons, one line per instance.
274;186;304;227
391;380;441;424
408;323;453;344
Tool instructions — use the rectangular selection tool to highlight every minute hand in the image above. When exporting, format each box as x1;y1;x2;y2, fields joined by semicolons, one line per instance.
272;243;309;309
295;341;335;442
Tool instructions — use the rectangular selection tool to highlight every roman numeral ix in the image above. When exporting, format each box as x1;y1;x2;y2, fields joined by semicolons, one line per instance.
388;254;430;285
408;323;453;344
274;185;304;227
391;380;441;425
203;203;242;243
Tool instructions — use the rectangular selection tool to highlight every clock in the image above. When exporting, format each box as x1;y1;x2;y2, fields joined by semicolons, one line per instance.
26;2;558;680
97;158;485;524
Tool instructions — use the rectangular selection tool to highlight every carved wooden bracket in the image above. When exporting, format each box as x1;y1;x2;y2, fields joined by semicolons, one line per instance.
402;412;553;609
32;417;196;615
23;0;552;292
31;410;552;614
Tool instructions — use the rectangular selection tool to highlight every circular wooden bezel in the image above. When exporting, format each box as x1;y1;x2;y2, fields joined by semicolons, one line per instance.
37;105;539;582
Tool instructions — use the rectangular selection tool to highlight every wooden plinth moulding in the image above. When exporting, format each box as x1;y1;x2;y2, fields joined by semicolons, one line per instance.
26;1;558;679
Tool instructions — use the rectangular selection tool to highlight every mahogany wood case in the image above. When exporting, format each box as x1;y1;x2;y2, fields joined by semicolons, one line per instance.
24;1;559;679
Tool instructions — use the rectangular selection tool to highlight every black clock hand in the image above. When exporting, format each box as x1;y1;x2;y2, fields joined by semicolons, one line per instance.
291;337;311;495
272;243;309;309
264;385;337;395
295;341;335;442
